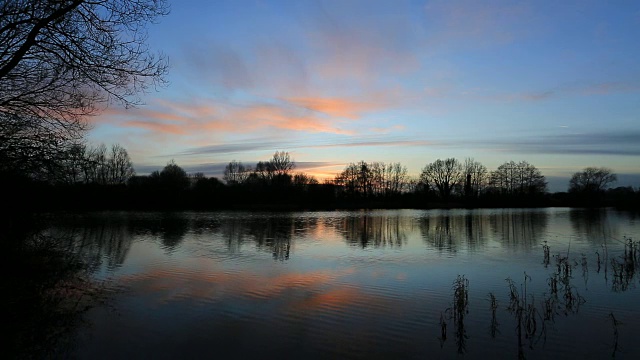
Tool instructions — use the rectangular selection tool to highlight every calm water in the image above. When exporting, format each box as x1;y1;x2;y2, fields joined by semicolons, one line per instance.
43;208;640;359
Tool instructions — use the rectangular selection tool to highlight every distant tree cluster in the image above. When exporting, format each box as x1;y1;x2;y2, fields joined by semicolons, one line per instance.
565;167;620;206
488;160;547;196
62;143;135;185
333;161;410;198
414;158;547;203
569;167;617;194
223;151;317;188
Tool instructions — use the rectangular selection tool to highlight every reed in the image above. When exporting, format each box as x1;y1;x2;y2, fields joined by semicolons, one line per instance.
452;275;469;354
542;241;550;267
609;312;621;358
488;292;499;338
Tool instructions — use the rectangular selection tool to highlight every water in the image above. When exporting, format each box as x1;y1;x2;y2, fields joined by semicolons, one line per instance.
34;208;640;358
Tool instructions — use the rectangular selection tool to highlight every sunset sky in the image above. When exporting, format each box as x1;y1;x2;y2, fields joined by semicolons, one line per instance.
89;0;640;191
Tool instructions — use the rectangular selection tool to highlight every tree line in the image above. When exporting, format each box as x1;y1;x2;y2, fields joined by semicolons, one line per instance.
4;144;637;211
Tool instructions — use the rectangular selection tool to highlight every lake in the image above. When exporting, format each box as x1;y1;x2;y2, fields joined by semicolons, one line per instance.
29;208;640;359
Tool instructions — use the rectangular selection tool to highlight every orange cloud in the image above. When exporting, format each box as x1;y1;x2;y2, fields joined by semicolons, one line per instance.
94;97;360;137
238;104;353;134
285;97;375;119
124;120;187;135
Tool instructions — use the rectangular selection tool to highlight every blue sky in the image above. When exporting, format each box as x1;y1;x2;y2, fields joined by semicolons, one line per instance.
89;0;640;191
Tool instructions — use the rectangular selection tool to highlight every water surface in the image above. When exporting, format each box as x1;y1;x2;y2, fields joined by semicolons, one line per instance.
44;208;640;359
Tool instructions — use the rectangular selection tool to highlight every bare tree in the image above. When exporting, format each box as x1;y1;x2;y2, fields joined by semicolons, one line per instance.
463;158;487;198
0;0;168;177
293;172;318;188
334;161;408;198
253;161;272;183
108;144;135;185
490;160;547;195
223;160;250;185
385;162;409;196
420;158;463;200
269;151;295;176
85;143;108;184
569;167;616;193
334;161;374;197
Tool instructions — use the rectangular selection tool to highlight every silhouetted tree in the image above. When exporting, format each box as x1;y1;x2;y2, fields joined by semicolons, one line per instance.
59;143;87;184
107;144;135;185
569;167;616;194
159;160;189;191
0;0;168;177
489;161;547;196
223;160;250;185
334;161;375;198
383;162;409;196
253;161;272;184
270;151;295;176
463;158;487;199
85;144;109;184
334;161;410;199
420;158;463;201
293;172;319;187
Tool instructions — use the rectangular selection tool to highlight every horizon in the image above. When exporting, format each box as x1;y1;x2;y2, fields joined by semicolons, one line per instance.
87;0;640;192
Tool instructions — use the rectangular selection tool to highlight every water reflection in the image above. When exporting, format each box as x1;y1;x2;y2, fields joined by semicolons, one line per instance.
8;222;108;358
489;210;548;249
339;214;409;248
48;215;133;271
570;208;607;240
17;209;640;359
246;216;293;261
419;210;548;251
219;217;248;253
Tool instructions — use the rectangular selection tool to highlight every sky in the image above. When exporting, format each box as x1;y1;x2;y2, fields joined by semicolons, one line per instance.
89;0;640;192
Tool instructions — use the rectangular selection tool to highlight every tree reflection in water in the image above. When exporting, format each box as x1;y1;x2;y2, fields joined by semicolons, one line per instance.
7;210;638;358
6;218;109;358
246;215;294;261
340;214;409;248
419;210;548;252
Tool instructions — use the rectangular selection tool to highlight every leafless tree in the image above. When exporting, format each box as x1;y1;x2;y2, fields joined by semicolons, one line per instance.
569;167;616;193
253;161;272;183
293;172;318;186
334;161;409;198
420;158;463;200
384;162;409;196
334;161;372;197
269;151;295;176
108;144;135;185
489;160;547;195
0;0;168;177
86;143;108;184
463;158;487;198
223;160;250;185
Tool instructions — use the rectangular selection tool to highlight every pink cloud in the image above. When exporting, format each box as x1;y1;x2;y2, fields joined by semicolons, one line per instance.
285;97;379;119
124;120;187;135
93;97;361;138
236;104;353;134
